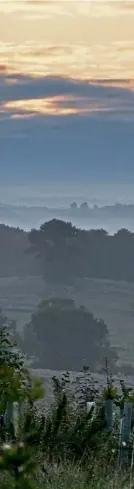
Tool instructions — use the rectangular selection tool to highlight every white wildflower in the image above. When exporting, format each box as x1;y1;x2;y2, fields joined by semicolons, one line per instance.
2;443;12;451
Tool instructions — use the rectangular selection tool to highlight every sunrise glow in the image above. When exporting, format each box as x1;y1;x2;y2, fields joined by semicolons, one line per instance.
0;0;134;84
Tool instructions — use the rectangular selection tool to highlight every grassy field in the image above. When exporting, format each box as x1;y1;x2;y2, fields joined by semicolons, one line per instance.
0;275;134;368
0;462;132;489
28;463;134;489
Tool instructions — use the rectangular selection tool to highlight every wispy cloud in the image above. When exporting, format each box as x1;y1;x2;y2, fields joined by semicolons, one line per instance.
0;0;72;17
0;64;8;73
0;1;134;80
4;96;80;116
0;40;134;80
1;74;134;121
119;1;134;11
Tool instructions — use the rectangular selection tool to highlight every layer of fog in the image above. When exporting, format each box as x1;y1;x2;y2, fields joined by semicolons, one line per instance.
1;182;134;233
1;182;134;207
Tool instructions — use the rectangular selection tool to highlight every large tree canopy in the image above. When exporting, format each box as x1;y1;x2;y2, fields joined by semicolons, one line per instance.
23;298;117;371
28;219;134;283
29;219;82;282
1;220;134;283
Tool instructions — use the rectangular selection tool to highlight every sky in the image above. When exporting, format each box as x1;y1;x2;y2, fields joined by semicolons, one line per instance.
0;0;134;195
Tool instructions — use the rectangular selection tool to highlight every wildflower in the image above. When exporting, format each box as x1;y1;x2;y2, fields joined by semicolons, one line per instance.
18;465;24;473
18;442;24;449
2;443;12;451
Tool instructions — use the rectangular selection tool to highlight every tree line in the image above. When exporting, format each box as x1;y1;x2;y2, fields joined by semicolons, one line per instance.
1;220;134;282
28;219;134;283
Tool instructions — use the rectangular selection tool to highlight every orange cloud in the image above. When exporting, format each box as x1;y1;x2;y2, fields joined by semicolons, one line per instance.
0;1;134;81
0;64;9;73
119;1;134;10
4;96;80;116
3;90;134;119
11;113;35;119
93;79;134;92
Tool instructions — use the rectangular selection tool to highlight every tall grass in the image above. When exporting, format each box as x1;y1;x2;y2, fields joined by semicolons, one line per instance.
1;324;134;488
0;461;132;489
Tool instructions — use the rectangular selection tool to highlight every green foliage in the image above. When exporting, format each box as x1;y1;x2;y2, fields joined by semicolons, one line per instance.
0;326;45;488
0;311;23;371
102;359;118;401
0;462;132;489
37;371;108;463
0;442;38;489
120;380;134;403
74;366;99;408
0;375;44;488
0;313;28;414
0;318;45;442
0;322;134;488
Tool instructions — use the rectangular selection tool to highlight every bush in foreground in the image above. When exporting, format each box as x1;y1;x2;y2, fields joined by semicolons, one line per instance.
0;322;134;488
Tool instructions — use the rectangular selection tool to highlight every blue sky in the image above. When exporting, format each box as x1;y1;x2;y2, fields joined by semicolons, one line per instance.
1;74;134;184
0;1;134;186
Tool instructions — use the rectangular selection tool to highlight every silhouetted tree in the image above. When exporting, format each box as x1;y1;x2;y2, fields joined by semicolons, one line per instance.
23;298;118;371
28;220;134;283
1;220;134;283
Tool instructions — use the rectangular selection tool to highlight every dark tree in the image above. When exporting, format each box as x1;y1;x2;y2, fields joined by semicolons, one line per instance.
23;298;118;371
28;220;134;283
1;220;134;283
29;219;80;282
